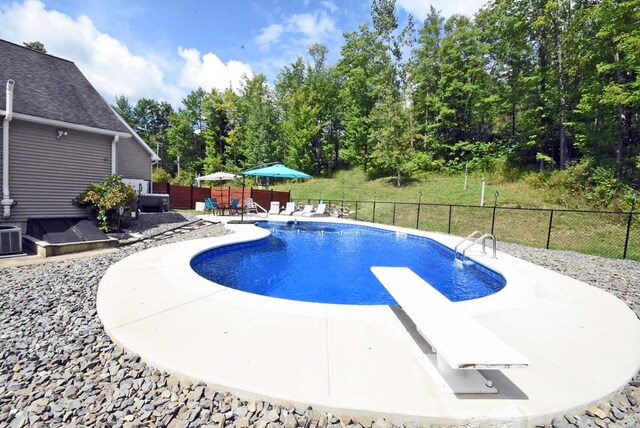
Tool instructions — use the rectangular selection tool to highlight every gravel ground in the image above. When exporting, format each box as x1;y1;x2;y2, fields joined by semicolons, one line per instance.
0;215;639;428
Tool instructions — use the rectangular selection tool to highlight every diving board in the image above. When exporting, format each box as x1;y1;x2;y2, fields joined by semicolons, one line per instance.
371;266;529;394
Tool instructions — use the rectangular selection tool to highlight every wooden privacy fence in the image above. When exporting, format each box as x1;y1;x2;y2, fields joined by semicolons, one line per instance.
153;183;291;211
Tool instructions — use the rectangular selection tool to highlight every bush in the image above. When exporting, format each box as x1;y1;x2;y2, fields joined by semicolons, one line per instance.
74;174;138;232
171;170;195;185
526;158;630;209
152;167;172;183
402;152;446;176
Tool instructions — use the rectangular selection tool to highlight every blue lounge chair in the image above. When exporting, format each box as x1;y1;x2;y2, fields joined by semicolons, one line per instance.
204;198;219;214
229;198;240;214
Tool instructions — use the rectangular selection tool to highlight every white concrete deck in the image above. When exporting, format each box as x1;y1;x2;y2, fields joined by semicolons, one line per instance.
97;215;640;425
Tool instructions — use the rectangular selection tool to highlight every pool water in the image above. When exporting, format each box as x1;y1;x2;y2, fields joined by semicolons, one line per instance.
190;221;505;305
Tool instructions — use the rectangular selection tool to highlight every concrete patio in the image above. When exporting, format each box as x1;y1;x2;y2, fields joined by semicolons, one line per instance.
97;217;640;425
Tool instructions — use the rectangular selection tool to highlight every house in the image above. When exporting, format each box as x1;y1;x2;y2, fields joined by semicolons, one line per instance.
0;39;160;237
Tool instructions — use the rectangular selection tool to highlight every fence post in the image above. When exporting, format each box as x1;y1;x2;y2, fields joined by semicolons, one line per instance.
416;191;423;230
623;193;637;258
623;212;634;259
190;185;193;209
491;206;497;235
546;210;554;249
448;205;452;234
392;203;396;225
373;201;377;223
355;201;358;221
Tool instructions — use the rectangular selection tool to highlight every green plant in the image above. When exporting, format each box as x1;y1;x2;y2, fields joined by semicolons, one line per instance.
152;166;172;183
171;170;195;185
402;152;446;176
74;174;138;232
530;159;629;209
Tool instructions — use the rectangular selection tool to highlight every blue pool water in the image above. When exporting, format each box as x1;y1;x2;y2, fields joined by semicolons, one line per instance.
190;221;505;305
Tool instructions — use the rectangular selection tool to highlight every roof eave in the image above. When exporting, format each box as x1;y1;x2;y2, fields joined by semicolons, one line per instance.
108;105;161;162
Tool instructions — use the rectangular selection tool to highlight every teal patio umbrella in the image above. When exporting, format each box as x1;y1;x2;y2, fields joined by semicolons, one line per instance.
243;163;312;179
232;163;312;223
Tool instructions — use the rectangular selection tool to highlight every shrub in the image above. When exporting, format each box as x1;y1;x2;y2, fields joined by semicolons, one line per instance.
171;170;195;185
528;158;629;209
152;167;172;183
74;174;138;232
402;152;446;176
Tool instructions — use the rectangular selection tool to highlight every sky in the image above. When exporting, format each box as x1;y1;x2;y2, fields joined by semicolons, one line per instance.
0;0;487;107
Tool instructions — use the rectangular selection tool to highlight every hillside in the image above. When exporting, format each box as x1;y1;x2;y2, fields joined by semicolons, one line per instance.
269;169;583;210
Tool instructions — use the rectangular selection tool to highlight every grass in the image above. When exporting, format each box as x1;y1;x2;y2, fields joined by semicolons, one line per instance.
270;169;570;209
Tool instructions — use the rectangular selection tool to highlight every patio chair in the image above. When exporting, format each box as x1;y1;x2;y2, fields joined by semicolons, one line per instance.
281;202;297;215
228;198;240;214
268;201;280;215
293;204;314;216
204;198;219;214
305;203;328;217
245;198;258;214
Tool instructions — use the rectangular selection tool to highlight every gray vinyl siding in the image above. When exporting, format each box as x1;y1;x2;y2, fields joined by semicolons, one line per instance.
116;137;152;181
2;120;112;224
0;122;3;199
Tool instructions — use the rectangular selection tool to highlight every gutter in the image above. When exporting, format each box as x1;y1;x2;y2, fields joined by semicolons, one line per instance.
0;110;131;139
2;80;15;218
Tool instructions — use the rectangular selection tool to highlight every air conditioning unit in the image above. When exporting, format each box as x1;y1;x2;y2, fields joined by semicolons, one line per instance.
0;224;22;255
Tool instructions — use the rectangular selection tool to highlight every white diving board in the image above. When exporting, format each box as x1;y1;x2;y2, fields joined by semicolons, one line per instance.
371;266;529;394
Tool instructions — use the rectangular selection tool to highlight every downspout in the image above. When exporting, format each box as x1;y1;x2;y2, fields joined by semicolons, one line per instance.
150;159;158;193
2;79;15;218
111;134;119;174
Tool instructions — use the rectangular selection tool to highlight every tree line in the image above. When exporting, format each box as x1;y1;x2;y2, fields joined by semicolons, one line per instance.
113;0;640;189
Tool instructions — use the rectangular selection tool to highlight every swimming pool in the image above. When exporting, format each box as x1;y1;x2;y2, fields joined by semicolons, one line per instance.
190;221;505;304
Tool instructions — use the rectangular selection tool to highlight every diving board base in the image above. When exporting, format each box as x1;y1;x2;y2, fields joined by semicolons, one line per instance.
417;354;498;394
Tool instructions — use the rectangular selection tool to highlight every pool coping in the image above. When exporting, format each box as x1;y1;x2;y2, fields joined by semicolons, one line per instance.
97;215;640;425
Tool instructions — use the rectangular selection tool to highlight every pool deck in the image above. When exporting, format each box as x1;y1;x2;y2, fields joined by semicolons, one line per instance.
97;215;640;425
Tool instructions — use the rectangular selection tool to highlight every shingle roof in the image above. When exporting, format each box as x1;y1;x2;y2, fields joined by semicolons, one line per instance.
0;39;129;133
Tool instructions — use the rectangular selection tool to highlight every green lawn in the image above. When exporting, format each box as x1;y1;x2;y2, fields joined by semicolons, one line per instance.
269;169;566;209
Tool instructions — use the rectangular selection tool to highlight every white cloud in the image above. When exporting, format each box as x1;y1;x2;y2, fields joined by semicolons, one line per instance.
178;47;253;93
250;8;342;82
397;0;487;19
287;12;337;44
0;0;254;106
321;1;338;13
255;8;339;55
255;24;284;48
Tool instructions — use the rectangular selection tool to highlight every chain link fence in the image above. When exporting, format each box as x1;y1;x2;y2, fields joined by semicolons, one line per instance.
293;198;639;261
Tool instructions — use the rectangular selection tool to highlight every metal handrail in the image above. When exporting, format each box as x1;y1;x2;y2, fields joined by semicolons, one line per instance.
454;231;497;259
454;231;483;254
245;202;269;218
460;233;497;259
254;202;269;218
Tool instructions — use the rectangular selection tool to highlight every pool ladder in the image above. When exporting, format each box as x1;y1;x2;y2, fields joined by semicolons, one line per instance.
454;230;497;260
